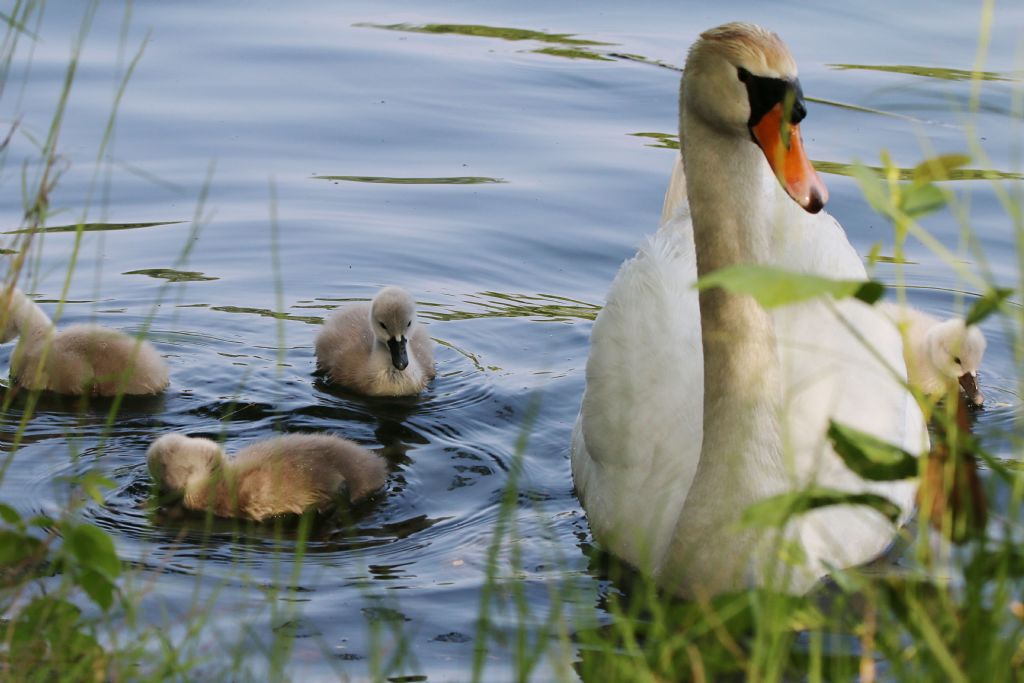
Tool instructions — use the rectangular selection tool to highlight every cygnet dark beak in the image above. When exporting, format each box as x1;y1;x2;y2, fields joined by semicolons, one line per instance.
958;372;983;407
387;337;409;371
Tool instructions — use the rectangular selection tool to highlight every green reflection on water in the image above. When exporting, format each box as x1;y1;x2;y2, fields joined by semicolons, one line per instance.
609;52;681;71
304;292;600;323
358;22;611;46
532;47;611;61
421;292;600;323
3;220;183;235
434;339;499;373
804;96;918;121
873;255;918;265
124;268;218;282
813;160;1023;181
828;63;1014;82
630;132;678;150
210;306;323;325
629;132;1023;181
314;175;505;185
612;54;953;122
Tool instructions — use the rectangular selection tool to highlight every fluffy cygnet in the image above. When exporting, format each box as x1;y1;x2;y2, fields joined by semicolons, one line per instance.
147;433;387;521
315;286;435;396
879;302;987;406
1;285;168;396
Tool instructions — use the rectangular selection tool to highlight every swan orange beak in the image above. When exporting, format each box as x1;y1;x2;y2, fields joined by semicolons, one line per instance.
751;102;828;214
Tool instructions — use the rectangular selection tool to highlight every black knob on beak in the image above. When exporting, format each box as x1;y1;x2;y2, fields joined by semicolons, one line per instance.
387;337;409;371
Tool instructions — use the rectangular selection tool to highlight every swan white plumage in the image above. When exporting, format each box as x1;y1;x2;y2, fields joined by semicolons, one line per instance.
1;285;169;396
571;23;926;596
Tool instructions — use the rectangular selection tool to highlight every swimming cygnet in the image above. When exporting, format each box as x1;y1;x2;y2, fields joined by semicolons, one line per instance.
147;433;387;521
1;285;169;396
315;286;435;396
879;302;987;406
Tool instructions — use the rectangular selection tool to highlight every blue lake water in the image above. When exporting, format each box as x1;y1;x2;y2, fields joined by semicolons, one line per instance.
1;0;1022;679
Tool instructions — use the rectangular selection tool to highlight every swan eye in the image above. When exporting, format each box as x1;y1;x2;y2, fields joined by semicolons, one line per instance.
737;66;750;82
406;321;411;329
954;356;962;365
378;321;387;331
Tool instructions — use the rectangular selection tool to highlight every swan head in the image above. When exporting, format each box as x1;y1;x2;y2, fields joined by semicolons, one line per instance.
147;433;224;496
683;22;828;213
369;286;417;371
924;318;987;406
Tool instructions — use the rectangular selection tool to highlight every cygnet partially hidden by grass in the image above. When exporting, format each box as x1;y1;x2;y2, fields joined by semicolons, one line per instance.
879;302;987;406
315;286;435;396
147;433;387;521
1;285;168;396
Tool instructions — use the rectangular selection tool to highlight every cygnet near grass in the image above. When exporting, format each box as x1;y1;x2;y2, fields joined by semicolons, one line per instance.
147;433;387;521
879;302;987;406
315;286;435;396
1;285;169;396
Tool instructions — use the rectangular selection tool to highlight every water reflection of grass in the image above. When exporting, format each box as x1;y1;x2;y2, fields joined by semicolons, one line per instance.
421;292;601;323
434;338;498;373
829;63;1015;82
314;175;506;185
359;21;614;62
362;22;1007;129
358;22;611;46
630;131;679;149
2;220;183;234
814;159;1024;181
532;47;612;62
209;305;324;326
124;268;218;282
630;132;1024;181
296;292;601;323
618;51;952;122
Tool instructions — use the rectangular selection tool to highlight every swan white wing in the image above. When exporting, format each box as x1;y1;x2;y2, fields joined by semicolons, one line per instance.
772;207;926;455
572;208;704;571
770;208;925;571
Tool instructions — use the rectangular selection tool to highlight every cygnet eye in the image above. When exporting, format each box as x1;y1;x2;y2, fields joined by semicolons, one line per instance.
953;356;962;366
406;321;411;329
378;321;387;330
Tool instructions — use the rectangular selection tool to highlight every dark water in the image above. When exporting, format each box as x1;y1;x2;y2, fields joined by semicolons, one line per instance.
1;1;1021;679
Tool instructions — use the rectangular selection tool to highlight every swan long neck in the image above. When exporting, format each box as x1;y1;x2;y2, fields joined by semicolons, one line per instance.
2;287;55;342
681;105;785;483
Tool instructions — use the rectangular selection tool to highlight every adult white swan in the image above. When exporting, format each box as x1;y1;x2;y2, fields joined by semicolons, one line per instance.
571;23;926;596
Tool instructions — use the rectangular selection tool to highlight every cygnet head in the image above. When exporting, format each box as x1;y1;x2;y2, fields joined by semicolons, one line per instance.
0;287;21;342
369;286;417;372
683;22;827;213
147;434;223;495
0;317;17;343
925;318;987;406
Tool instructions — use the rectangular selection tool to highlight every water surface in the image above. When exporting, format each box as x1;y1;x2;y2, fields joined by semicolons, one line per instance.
1;1;1022;679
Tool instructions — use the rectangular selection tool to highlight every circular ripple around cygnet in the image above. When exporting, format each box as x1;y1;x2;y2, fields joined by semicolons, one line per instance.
304;340;498;420
87;460;415;580
417;341;500;415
